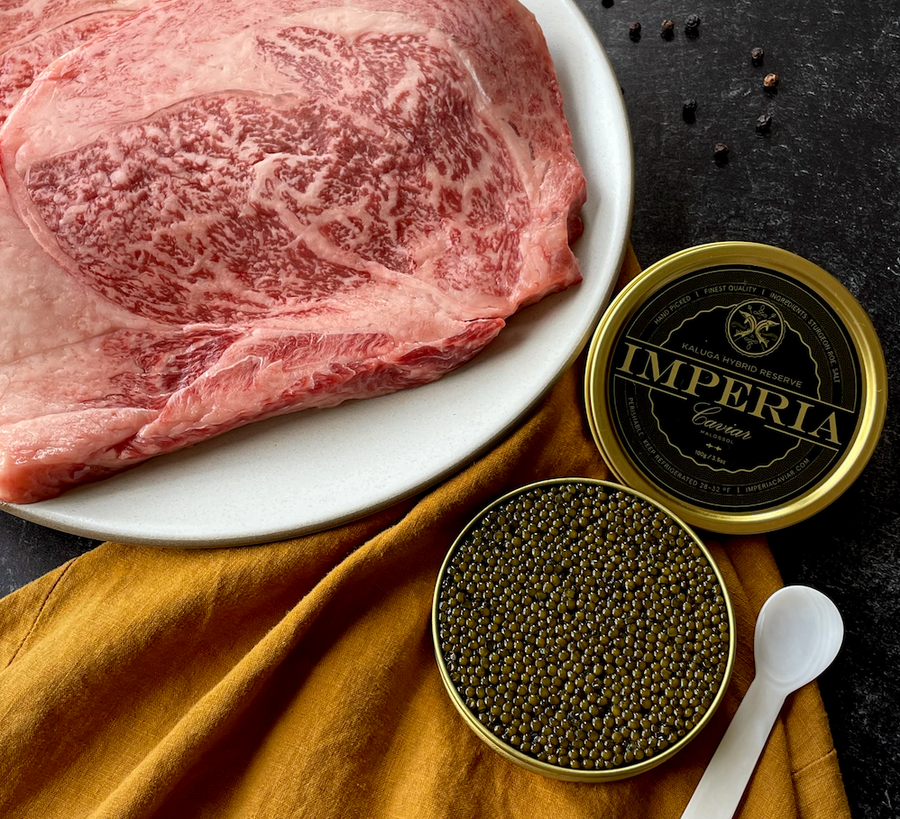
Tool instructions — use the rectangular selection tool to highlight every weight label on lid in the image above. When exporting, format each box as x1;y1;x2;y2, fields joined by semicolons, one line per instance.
608;266;862;512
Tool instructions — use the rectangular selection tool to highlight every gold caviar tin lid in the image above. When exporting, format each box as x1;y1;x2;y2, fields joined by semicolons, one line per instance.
432;478;736;782
585;242;887;535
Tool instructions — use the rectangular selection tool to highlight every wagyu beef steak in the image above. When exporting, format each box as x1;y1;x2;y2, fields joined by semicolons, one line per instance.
0;0;586;504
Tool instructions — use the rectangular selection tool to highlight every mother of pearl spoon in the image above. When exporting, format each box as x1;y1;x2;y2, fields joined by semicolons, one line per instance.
680;585;844;819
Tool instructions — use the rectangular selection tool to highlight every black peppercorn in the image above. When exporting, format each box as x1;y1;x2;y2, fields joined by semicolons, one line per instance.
756;113;773;133
628;21;642;40
685;14;701;35
713;143;729;162
750;47;764;65
682;99;697;123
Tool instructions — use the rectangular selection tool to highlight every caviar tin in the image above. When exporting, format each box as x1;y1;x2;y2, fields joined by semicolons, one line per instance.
585;242;887;535
432;478;735;781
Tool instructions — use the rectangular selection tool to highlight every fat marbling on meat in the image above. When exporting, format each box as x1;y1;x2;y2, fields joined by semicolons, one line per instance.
0;0;586;504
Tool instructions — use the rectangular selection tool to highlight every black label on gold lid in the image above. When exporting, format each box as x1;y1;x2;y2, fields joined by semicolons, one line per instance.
608;265;862;513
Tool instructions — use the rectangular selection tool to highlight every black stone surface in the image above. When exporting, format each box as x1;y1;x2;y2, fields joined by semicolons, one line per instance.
584;3;899;817
0;2;897;817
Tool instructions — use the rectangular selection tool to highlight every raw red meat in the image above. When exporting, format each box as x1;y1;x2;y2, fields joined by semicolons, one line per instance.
0;0;586;504
0;7;143;126
0;0;144;52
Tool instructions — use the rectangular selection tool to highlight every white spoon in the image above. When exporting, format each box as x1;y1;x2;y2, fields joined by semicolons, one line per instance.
680;585;844;819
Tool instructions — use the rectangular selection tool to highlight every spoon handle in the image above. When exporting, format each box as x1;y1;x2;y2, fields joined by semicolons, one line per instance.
680;677;786;819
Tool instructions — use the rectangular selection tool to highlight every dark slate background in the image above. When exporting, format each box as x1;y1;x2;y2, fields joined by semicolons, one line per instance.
1;1;897;817
583;2;900;817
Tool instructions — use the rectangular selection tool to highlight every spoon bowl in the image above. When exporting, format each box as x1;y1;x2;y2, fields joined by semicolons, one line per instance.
754;584;844;690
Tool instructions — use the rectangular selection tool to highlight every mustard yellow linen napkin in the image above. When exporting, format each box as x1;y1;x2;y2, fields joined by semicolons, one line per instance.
0;246;850;819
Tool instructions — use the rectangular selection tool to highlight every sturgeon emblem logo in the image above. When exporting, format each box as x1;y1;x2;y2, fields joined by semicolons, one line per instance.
726;299;785;356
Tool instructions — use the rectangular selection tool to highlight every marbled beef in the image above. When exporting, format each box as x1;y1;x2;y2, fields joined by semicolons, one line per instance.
0;0;585;503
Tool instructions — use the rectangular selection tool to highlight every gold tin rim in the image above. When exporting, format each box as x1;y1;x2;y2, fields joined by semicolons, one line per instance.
585;242;888;535
431;477;737;782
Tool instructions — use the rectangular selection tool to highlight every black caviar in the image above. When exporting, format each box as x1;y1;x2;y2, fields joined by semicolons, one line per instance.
435;482;731;774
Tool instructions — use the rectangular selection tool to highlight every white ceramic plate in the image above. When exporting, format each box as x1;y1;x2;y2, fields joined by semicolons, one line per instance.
1;0;633;547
